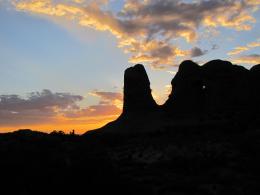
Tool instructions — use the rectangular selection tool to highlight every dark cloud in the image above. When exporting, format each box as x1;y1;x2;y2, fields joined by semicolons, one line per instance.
190;47;208;57
0;89;83;125
212;44;219;50
0;89;123;127
0;89;83;111
119;0;258;39
117;0;258;67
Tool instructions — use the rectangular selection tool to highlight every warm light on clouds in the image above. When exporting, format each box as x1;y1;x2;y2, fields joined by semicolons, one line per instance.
228;46;250;55
229;39;260;64
228;40;260;55
232;54;260;64
88;91;123;109
12;0;260;69
0;89;122;133
248;42;260;48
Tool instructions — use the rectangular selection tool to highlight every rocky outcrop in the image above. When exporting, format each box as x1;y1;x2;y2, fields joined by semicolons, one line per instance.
122;64;158;115
91;60;260;134
164;60;204;116
164;60;252;118
202;60;250;114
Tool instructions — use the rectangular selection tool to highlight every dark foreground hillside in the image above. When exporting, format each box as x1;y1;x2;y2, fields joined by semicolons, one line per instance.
0;130;150;195
1;60;260;195
1;126;260;195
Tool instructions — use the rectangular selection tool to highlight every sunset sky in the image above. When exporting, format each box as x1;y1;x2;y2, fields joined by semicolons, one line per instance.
0;0;260;134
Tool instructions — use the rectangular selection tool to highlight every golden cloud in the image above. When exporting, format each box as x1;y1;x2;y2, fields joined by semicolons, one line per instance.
248;41;260;48
228;46;250;55
12;0;260;68
228;40;260;56
232;54;260;64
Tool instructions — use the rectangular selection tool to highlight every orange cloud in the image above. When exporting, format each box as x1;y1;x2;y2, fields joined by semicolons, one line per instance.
228;40;260;56
12;0;260;69
247;0;260;6
232;54;260;64
228;46;250;55
248;41;260;48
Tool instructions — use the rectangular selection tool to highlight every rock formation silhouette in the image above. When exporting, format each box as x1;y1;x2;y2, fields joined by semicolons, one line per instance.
164;60;251;117
92;59;260;134
122;64;158;115
2;60;260;195
164;60;204;116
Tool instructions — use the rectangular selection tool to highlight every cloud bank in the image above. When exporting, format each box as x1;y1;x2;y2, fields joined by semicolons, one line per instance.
65;91;122;118
12;0;260;68
0;89;122;132
233;54;260;64
228;40;260;64
0;89;82;124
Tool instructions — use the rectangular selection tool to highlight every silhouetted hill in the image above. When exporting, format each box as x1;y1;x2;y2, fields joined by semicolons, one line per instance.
2;60;260;195
0;129;149;195
90;60;260;134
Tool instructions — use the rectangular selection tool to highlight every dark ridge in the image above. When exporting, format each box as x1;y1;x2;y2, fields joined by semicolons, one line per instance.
88;59;260;135
2;60;260;195
250;64;260;72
